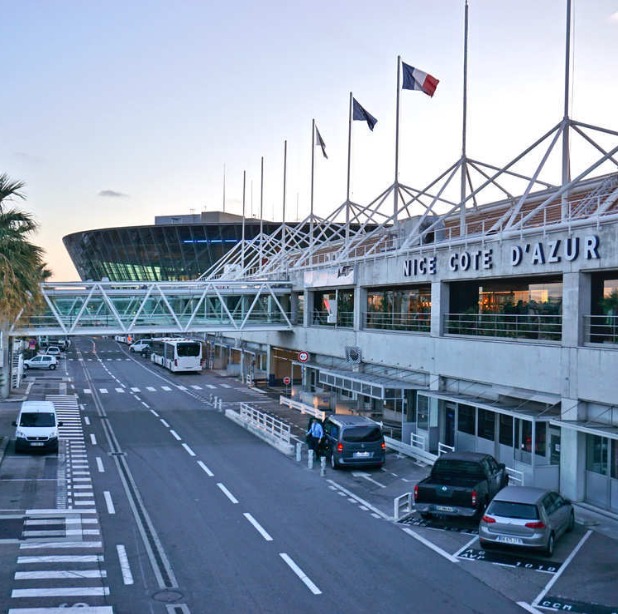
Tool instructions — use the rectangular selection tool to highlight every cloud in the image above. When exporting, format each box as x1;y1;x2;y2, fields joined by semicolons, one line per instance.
611;11;618;23
98;189;129;198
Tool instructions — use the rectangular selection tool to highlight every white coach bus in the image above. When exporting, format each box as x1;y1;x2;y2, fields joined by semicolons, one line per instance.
150;338;203;373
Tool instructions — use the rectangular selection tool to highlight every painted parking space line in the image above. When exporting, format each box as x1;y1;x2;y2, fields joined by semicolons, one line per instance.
117;544;134;585
104;491;115;515
531;530;592;609
402;527;459;563
197;461;214;477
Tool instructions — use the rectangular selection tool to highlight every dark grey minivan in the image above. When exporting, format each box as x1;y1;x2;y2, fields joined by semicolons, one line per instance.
323;415;385;469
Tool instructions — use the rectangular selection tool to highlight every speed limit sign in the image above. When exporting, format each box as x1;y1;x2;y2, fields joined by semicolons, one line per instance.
283;376;291;385
298;351;309;363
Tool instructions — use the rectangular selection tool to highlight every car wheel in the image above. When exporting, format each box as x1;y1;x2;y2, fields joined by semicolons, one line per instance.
567;510;575;533
330;453;339;470
23;364;29;370
545;532;555;557
49;364;57;370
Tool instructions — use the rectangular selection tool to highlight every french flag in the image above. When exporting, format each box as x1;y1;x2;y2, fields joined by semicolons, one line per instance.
402;62;439;97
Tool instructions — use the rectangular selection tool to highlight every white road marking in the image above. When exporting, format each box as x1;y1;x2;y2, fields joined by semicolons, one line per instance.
531;530;592;609
100;388;108;394
96;457;105;473
84;417;90;426
117;544;134;585
176;385;187;391
326;479;391;520
170;430;181;441
12;587;110;597
206;384;216;389
197;461;214;476
217;483;239;504
243;513;273;541
89;434;97;445
279;553;321;595
84;389;92;394
104;491;116;514
402;527;459;563
18;555;103;564
147;386;156;391
160;419;170;428
182;443;196;457
517;602;544;613
150;409;159;417
220;384;232;388
131;387;140;392
161;386;172;391
115;387;125;393
15;570;106;580
191;385;202;390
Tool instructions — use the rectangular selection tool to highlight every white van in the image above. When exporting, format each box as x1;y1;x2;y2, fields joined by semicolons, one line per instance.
13;401;61;453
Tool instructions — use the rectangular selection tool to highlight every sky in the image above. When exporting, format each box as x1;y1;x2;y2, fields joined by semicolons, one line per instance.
2;0;618;281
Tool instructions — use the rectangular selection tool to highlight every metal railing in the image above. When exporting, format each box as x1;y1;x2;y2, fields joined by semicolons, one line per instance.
444;312;562;341
239;403;291;444
311;310;354;328
584;314;618;345
364;311;431;333
279;395;326;421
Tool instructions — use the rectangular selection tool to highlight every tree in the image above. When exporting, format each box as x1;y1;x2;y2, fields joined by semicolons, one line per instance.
0;174;51;398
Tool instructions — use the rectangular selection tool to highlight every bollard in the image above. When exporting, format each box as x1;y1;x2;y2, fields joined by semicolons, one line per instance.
218;398;223;412
308;449;314;470
320;456;326;477
213;395;217;408
296;442;302;462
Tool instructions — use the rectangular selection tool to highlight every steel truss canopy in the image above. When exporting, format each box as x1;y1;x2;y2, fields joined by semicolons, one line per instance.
11;281;293;337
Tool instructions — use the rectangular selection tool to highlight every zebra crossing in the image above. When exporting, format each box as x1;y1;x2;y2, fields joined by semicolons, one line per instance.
82;382;226;395
6;395;113;613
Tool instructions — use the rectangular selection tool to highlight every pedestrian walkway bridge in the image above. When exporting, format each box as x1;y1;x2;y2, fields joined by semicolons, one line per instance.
10;280;294;337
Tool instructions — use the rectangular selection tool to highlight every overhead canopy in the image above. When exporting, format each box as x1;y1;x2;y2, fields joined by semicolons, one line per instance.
419;390;561;421
550;419;618;441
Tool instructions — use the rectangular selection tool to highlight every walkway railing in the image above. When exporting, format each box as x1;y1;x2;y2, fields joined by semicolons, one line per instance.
584;314;618;345
239;403;291;444
444;312;562;341
365;312;430;333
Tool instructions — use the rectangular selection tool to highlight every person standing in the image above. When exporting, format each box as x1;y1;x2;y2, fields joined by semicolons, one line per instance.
306;418;324;457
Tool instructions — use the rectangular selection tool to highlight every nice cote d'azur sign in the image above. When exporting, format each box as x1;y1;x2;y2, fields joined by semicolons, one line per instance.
403;235;600;278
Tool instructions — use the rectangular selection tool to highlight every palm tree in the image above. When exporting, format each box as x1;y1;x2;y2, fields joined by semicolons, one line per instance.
0;174;51;398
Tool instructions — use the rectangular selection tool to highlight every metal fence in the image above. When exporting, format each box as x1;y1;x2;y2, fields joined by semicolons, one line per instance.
364;312;431;333
444;312;562;341
239;403;291;444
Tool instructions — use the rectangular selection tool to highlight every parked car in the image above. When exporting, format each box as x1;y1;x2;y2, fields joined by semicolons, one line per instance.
45;346;62;357
479;486;575;556
322;414;385;470
414;451;509;519
23;355;58;370
13;400;62;453
130;340;151;353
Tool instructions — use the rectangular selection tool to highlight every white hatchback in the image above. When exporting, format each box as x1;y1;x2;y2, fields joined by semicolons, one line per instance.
23;355;58;370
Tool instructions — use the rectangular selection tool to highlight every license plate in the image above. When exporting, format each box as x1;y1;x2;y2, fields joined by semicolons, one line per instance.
436;505;455;513
353;451;371;458
496;536;523;545
30;442;44;447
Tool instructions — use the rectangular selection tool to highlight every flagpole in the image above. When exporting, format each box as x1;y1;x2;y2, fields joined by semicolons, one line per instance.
222;164;226;213
561;0;572;219
310;119;316;239
394;56;401;220
346;92;353;238
282;139;287;254
259;156;264;271
241;170;246;272
459;0;469;235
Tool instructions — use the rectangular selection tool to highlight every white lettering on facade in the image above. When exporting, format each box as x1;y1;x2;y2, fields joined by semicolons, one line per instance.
532;243;545;264
403;256;437;278
584;235;600;260
449;250;493;272
548;240;561;263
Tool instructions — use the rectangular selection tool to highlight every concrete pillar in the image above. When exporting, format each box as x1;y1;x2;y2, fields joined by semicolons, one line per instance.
431;281;449;338
559;428;586;502
355;286;366;331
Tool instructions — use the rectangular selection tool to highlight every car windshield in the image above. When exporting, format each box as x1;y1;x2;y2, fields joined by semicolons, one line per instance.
488;501;539;520
20;413;55;427
342;426;382;443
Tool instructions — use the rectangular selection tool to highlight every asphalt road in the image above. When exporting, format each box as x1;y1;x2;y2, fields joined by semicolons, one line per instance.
0;336;615;614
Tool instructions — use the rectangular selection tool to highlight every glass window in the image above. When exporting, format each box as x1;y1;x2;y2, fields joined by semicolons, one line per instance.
499;414;513;446
611;440;618;480
586;434;608;475
535;422;547;457
458;404;475;435
342;426;382;443
417;395;429;430
478;409;495;440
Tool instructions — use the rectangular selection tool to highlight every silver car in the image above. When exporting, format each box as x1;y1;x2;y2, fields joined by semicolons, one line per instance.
479;486;575;556
23;355;58;370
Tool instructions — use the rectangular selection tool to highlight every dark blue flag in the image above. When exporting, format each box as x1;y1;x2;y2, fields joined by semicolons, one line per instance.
352;98;378;131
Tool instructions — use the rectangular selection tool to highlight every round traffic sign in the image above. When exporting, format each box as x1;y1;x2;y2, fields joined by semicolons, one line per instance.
283;376;291;385
298;351;309;363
